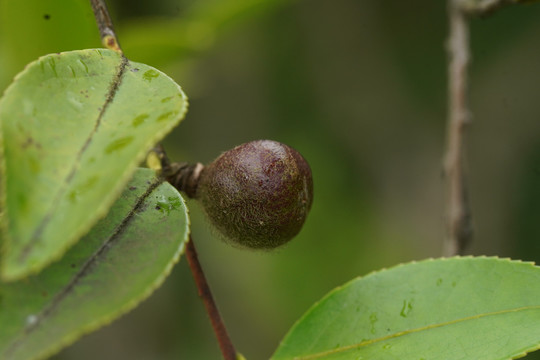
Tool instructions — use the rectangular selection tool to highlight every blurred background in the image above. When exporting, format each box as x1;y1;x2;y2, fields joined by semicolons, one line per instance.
1;0;540;359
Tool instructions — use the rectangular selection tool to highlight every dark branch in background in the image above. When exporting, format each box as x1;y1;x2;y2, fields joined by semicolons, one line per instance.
460;0;513;13
444;0;539;250
89;0;122;53
443;0;473;256
89;2;239;359
459;0;534;15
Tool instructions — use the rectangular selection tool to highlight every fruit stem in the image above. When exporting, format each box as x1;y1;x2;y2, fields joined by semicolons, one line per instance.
166;162;204;199
89;4;235;358
185;236;238;360
151;146;237;359
149;144;203;198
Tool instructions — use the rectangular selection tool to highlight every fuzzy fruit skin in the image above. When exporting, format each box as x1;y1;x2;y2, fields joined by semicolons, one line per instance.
196;140;313;249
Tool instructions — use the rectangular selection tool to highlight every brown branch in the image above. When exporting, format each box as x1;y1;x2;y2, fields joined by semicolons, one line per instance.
444;0;473;256
185;236;238;360
89;5;239;358
459;0;523;15
150;147;237;359
89;0;122;53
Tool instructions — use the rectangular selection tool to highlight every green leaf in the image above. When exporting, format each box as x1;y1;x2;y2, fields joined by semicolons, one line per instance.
0;168;189;360
0;49;188;280
272;257;540;360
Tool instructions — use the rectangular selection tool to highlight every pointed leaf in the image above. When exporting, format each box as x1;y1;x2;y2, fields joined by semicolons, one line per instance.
0;168;189;360
0;49;188;280
273;257;540;360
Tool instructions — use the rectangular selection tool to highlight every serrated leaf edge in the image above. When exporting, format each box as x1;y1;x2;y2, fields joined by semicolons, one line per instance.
3;180;190;360
33;188;190;360
272;256;539;360
0;49;189;281
292;305;540;360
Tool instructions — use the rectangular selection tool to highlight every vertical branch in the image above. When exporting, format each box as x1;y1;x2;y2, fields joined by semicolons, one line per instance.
185;237;238;360
460;0;515;14
444;0;473;256
89;0;122;53
90;4;239;358
150;141;238;360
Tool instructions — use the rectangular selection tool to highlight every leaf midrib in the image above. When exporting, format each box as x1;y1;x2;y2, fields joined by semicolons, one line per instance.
2;176;163;359
18;55;129;263
293;305;540;359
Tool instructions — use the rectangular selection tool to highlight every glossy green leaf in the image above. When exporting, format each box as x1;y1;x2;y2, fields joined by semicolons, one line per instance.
273;257;540;360
0;168;189;360
0;49;188;280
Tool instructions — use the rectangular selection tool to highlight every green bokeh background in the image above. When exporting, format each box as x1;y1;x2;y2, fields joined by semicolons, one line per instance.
1;0;540;359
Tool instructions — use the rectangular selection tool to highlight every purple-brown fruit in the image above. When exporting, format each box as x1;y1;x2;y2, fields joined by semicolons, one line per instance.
196;140;313;249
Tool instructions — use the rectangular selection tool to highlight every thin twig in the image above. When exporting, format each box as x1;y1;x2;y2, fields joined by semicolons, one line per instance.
459;0;514;14
185;237;238;360
89;3;238;358
89;0;122;53
444;0;473;256
150;127;235;360
149;145;203;198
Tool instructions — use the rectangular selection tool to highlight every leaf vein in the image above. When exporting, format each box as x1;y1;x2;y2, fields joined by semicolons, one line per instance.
3;176;163;358
19;56;129;262
296;305;540;359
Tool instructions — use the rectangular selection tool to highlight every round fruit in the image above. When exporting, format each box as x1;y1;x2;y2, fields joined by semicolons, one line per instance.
196;140;313;249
